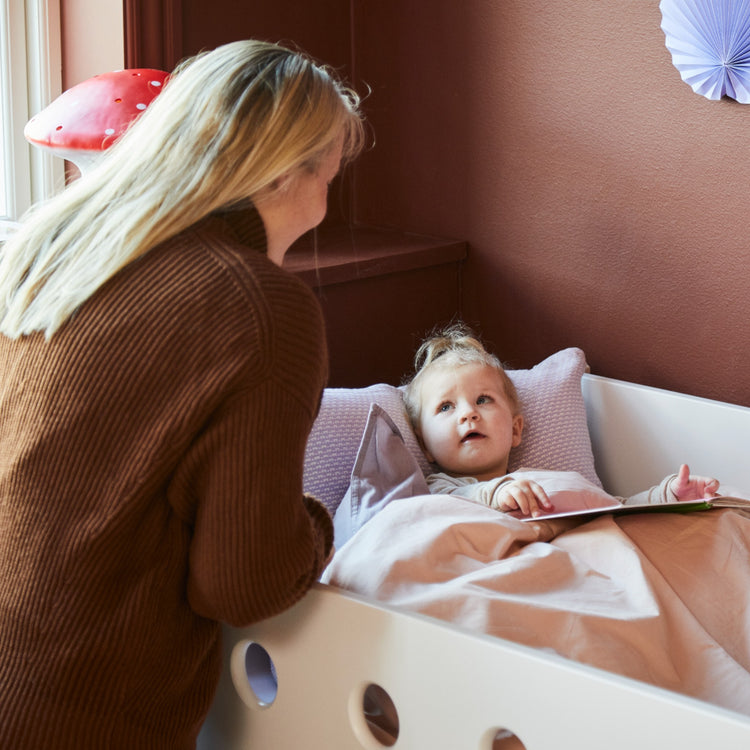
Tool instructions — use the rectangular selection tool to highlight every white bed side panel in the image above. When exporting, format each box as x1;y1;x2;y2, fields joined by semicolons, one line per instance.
198;375;750;749
198;585;750;750
582;373;750;497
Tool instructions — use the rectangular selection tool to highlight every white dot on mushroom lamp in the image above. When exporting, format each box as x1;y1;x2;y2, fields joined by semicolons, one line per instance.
23;68;169;176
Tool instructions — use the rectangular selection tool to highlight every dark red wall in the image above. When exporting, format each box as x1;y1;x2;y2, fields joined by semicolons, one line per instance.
138;0;357;229
126;0;750;406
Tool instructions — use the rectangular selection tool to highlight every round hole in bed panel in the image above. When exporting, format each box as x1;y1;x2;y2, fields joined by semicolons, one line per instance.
486;727;527;750
230;641;278;709
349;683;399;748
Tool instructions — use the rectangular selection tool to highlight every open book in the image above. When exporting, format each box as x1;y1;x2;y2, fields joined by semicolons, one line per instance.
511;495;750;523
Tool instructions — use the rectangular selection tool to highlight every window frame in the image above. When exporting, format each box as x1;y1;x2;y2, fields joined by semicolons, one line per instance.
1;0;63;224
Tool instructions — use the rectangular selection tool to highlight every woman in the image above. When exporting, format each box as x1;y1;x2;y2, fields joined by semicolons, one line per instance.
0;40;364;748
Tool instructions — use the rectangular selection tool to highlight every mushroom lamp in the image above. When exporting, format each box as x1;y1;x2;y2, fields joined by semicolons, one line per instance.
23;68;169;175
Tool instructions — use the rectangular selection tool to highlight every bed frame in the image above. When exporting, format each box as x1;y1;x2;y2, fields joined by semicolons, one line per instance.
197;373;750;749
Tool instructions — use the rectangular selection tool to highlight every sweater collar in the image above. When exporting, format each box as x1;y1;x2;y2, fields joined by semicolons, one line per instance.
211;199;268;254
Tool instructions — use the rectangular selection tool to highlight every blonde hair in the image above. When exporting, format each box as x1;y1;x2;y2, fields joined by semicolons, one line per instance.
403;322;520;428
0;39;365;338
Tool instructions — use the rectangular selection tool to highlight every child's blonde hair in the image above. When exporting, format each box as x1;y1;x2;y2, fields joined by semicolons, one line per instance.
403;322;520;428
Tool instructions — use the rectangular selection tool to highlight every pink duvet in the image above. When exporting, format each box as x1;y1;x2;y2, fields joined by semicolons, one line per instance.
322;494;750;716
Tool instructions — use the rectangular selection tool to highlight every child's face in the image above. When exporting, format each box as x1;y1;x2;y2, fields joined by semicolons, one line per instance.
416;362;523;481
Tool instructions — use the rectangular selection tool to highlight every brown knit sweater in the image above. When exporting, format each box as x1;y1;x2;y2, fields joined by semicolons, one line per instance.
0;205;333;748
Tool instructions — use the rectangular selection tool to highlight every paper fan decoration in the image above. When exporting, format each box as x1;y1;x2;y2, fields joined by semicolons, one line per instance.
660;0;750;102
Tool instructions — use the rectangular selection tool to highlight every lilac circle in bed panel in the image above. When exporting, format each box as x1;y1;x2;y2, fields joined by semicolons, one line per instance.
236;641;278;708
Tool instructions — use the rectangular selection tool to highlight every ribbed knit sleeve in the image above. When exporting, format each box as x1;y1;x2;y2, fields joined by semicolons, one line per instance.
174;218;332;626
177;365;333;626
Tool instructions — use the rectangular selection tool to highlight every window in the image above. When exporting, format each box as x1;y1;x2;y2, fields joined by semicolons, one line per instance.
0;0;63;226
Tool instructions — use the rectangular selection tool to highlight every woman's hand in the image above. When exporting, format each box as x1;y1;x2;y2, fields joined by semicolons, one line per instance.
492;478;554;517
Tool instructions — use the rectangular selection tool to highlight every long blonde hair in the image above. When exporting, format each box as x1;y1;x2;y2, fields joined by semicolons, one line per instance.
0;40;365;338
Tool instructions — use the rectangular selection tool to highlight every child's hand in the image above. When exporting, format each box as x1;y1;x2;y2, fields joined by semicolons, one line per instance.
492;478;554;517
670;463;720;502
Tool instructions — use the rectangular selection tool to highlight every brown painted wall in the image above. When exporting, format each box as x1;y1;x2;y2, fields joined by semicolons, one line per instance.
115;1;750;404
178;0;355;228
180;0;351;73
351;1;750;406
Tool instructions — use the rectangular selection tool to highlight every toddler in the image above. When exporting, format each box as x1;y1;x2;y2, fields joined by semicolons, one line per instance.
403;324;719;517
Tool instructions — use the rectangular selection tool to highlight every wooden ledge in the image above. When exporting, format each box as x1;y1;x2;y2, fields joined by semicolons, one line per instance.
283;224;467;287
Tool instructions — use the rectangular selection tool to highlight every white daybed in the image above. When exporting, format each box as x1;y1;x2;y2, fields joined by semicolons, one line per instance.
198;348;750;749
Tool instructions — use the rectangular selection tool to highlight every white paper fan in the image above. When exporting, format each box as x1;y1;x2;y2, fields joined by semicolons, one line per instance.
660;0;750;102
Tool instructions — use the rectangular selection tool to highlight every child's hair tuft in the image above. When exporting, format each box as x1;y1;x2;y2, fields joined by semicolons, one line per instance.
403;321;520;428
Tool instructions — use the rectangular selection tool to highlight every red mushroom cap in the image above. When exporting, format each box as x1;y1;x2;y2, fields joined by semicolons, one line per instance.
23;69;169;171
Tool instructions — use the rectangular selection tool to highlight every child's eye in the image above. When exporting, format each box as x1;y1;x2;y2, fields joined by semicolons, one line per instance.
438;402;452;413
476;394;493;405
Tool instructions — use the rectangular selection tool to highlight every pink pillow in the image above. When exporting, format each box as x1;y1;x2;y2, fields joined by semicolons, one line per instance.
507;348;601;486
303;348;601;514
304;384;431;514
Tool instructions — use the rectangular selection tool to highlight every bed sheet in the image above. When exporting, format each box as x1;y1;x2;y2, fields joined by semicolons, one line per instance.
322;494;750;716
